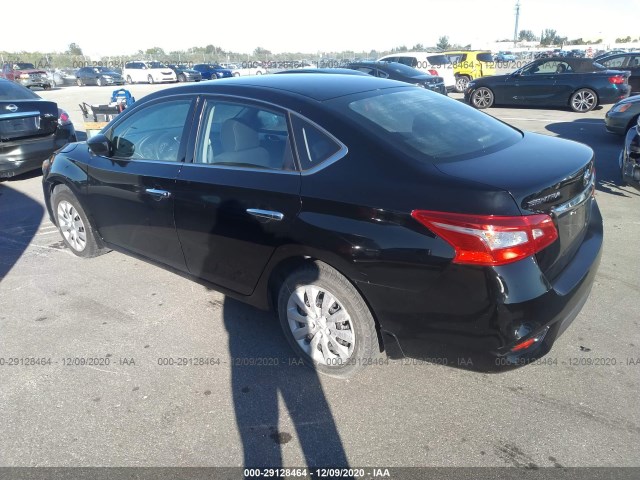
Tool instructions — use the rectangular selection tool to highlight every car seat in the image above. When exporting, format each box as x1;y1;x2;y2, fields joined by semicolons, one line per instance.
214;119;271;167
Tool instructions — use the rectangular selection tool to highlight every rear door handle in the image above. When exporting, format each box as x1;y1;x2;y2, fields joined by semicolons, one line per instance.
145;188;172;200
246;209;284;221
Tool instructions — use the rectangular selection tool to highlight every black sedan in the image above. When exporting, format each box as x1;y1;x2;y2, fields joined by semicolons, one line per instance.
1;79;76;178
42;75;602;377
76;67;125;87
465;57;631;112
167;64;202;83
620;117;640;190
597;52;640;94
346;61;447;95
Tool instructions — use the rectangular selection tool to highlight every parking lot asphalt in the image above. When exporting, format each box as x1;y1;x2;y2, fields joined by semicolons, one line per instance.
1;82;639;469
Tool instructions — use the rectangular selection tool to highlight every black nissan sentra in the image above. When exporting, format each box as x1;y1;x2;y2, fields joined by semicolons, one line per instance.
42;75;602;377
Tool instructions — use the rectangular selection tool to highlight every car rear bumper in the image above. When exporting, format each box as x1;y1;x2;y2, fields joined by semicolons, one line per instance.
357;199;603;371
0;125;76;178
598;85;631;105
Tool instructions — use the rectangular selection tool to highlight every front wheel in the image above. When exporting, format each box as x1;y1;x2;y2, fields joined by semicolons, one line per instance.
455;75;470;93
126;75;133;84
51;185;107;258
147;75;154;84
178;74;186;82
570;88;597;112
470;87;494;109
96;77;103;87
76;78;83;87
277;261;380;378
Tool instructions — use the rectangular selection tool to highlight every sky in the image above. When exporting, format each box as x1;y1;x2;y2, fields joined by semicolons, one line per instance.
1;0;638;57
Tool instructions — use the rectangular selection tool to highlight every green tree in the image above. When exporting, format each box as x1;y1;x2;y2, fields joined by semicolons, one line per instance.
254;47;272;56
145;47;165;56
66;43;83;55
518;30;537;42
391;45;408;53
411;43;425;51
436;36;451;51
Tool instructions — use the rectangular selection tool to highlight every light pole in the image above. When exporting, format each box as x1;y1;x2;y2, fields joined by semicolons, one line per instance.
514;0;521;47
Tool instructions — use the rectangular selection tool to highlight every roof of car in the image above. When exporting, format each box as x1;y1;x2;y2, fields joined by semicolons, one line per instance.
143;74;408;102
540;57;604;72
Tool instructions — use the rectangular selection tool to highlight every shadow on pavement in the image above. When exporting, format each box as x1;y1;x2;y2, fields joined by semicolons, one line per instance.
0;182;44;281
223;296;350;469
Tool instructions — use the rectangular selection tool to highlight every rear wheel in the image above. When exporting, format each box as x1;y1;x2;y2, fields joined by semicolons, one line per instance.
277;261;380;378
126;75;133;84
147;75;154;84
76;78;83;87
96;77;103;87
51;185;107;258
455;75;470;93
570;88;597;112
471;87;494;109
178;74;186;82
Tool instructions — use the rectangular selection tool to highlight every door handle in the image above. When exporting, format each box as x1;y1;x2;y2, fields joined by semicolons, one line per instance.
246;209;284;221
145;188;172;199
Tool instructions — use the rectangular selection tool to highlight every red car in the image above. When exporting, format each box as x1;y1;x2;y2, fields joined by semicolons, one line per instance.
1;63;52;89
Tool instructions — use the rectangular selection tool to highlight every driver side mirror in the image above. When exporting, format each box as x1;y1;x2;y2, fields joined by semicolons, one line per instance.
87;134;112;157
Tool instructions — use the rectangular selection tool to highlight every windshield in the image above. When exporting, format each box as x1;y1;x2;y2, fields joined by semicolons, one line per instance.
0;81;40;100
15;63;36;70
334;89;522;163
477;53;494;62
381;62;425;78
95;67;117;73
147;62;167;68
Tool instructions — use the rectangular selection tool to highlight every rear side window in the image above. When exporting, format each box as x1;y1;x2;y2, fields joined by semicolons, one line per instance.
397;57;417;67
339;89;521;163
477;53;494;62
427;55;451;66
291;115;343;171
600;56;627;68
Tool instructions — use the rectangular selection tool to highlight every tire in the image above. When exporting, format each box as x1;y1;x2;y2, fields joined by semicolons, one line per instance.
277;261;380;378
255;70;263;75
178;74;186;82
233;72;240;77
126;75;133;84
147;75;154;84
570;88;597;112
51;185;107;258
76;78;83;87
455;75;470;93
619;149;628;187
470;87;494;109
42;83;51;90
96;77;103;87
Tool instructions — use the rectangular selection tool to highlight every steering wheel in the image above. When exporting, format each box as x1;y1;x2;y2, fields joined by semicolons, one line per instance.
135;132;180;161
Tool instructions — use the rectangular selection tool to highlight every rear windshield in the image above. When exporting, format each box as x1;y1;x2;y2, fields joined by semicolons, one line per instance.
427;55;451;65
0;81;39;100
477;53;494;62
335;89;521;163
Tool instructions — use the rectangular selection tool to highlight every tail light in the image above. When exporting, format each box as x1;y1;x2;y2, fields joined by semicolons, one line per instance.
57;108;71;126
411;210;558;266
608;76;626;84
428;69;438;76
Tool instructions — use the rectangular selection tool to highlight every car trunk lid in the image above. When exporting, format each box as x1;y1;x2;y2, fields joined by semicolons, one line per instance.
433;132;595;280
0;100;58;142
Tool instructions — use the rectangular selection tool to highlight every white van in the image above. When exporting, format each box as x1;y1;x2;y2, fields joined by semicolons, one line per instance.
377;52;456;91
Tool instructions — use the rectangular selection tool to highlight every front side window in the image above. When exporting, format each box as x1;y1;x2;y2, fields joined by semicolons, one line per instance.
109;99;192;161
195;100;294;170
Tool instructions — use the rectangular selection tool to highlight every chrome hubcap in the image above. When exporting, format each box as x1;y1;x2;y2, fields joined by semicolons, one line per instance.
473;89;492;107
572;91;595;111
57;201;86;252
286;285;355;365
456;77;469;91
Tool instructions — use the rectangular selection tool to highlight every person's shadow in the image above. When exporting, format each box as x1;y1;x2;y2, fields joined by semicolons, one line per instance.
223;296;351;470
